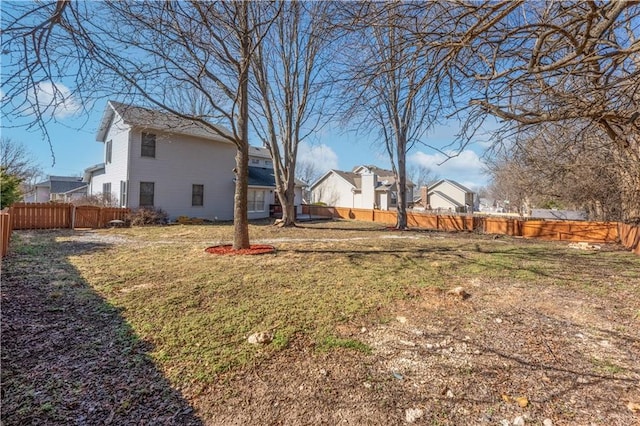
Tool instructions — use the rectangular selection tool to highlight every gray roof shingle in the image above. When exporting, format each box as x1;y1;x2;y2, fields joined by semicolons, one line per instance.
35;176;87;194
248;167;276;187
97;101;232;142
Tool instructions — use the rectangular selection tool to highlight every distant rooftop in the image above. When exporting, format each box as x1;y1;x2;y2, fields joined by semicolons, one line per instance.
34;176;87;194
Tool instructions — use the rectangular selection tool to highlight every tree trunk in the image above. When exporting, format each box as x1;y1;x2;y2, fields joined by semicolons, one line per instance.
232;2;251;250
620;167;640;224
396;139;408;229
233;146;250;250
276;177;297;227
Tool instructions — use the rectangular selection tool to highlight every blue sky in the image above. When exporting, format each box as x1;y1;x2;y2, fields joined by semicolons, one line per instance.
1;2;494;191
2;98;493;190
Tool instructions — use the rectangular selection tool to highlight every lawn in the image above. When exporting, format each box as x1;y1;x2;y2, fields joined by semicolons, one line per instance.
2;220;639;425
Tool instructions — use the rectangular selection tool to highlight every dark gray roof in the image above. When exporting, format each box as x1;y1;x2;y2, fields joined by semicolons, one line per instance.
248;167;304;188
248;167;276;187
97;101;232;142
35;176;87;194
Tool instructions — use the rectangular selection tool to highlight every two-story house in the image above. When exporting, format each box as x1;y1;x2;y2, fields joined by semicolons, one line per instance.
310;165;414;210
84;101;302;221
426;179;476;213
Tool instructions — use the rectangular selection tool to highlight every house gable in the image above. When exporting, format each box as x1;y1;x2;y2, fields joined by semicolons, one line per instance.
97;101;232;144
427;179;475;212
310;170;357;192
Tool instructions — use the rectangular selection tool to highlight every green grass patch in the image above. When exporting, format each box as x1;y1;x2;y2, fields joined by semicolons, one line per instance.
590;357;626;375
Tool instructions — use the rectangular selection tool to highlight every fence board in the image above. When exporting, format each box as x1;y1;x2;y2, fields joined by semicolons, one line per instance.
0;212;11;257
8;203;129;230
99;207;130;227
74;205;101;228
521;220;618;242
618;223;640;255
301;205;628;249
10;203;72;229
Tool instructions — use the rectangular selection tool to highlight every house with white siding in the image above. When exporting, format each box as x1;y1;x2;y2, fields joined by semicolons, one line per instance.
84;101;302;221
425;179;476;213
23;176;88;203
310;165;414;210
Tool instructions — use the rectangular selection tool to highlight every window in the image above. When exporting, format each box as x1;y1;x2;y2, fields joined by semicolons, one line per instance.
141;132;156;158
106;140;112;163
192;184;204;206
139;182;154;206
248;190;265;212
251;158;260;165
265;160;272;167
120;180;128;207
102;183;112;203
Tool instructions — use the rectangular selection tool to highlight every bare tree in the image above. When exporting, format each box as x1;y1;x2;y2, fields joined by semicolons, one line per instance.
487;124;625;221
2;1;280;248
340;2;451;229
0;137;43;189
438;1;640;222
249;1;335;226
407;164;439;192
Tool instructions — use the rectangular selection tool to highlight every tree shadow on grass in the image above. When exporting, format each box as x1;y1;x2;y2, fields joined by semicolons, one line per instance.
1;230;202;425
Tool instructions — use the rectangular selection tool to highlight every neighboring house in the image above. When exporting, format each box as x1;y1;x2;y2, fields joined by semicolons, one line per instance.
85;100;303;221
23;176;88;203
310;165;414;210
427;179;476;213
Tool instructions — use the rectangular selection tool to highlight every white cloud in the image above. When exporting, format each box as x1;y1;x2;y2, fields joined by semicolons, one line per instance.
28;82;80;119
298;142;339;170
296;142;339;184
409;149;488;189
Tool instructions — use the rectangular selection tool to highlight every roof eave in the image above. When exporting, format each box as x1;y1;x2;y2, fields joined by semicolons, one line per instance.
96;101;117;142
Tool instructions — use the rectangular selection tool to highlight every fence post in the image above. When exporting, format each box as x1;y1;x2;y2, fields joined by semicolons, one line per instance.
70;204;76;229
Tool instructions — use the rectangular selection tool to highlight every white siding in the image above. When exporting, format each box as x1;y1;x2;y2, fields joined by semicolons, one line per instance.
294;187;303;215
249;156;273;168
311;174;357;208
89;114;130;206
428;181;474;211
428;181;470;211
127;129;237;220
428;192;459;211
33;187;50;202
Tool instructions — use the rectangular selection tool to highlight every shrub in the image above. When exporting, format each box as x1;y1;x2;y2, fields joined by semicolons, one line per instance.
0;167;23;209
127;207;169;226
75;192;119;207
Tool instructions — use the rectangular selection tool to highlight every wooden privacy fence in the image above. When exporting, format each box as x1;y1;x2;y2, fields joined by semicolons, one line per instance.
1;203;130;257
618;222;640;255
8;203;129;230
302;204;638;254
0;211;11;258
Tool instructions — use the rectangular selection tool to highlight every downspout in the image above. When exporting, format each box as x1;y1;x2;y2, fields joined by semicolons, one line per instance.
125;124;132;208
